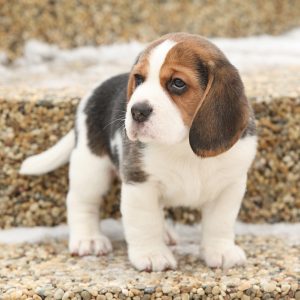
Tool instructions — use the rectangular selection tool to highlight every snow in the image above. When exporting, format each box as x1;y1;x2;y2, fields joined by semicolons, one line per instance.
0;224;68;244
0;28;299;89
0;41;144;89
0;219;299;252
212;27;300;70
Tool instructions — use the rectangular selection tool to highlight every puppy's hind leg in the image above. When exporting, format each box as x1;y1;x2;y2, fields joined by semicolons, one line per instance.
67;146;113;256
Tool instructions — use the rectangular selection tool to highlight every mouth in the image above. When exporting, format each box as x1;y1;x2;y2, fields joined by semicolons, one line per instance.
126;122;154;142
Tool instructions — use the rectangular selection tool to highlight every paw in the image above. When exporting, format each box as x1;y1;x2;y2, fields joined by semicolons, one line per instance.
200;240;246;269
129;244;177;272
164;222;178;246
69;234;112;256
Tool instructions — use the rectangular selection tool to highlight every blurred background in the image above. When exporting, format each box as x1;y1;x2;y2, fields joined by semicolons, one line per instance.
1;0;300;59
0;0;300;89
0;0;300;228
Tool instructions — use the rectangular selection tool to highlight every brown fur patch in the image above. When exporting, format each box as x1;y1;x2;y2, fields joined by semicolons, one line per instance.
159;42;208;126
127;54;149;102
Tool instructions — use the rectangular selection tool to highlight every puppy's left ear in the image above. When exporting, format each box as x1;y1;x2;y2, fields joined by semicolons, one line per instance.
189;59;249;157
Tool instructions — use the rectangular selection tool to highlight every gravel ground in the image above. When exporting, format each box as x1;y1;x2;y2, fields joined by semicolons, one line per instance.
0;234;299;299
0;67;299;227
1;0;300;61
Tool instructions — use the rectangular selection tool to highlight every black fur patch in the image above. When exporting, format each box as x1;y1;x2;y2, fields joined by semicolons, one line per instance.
83;73;147;183
122;134;148;183
196;59;209;88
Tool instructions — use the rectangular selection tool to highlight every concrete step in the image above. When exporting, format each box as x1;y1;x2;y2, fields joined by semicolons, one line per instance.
0;68;300;228
0;221;299;299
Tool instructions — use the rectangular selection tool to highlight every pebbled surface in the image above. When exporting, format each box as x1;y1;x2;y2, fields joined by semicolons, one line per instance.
0;234;299;299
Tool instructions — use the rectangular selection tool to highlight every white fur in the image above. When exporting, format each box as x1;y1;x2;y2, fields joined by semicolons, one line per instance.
19;129;75;175
125;40;188;145
122;136;257;270
110;130;123;166
66;91;113;256
121;182;177;271
144;136;256;208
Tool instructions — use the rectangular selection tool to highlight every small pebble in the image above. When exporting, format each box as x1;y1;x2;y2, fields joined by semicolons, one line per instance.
281;284;290;294
181;293;189;300
262;282;276;293
239;282;252;291
162;286;172;294
212;286;220;295
54;289;65;300
144;287;155;294
197;288;204;295
62;291;74;300
81;291;91;300
105;292;113;300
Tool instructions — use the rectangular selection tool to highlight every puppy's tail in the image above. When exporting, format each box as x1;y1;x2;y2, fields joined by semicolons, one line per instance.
19;129;75;175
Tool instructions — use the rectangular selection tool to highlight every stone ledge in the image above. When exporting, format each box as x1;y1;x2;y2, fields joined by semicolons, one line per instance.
0;81;300;227
0;233;299;300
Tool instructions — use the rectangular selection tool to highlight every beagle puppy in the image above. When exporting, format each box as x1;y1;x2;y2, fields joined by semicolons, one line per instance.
20;33;257;271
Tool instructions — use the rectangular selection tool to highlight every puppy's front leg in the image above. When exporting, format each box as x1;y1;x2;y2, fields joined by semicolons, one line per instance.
200;178;247;269
121;182;177;271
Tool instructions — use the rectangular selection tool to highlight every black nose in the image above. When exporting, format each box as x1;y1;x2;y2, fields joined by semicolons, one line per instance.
131;102;153;123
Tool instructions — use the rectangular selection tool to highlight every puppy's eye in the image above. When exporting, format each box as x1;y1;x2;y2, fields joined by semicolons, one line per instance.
168;78;187;95
173;78;186;89
134;74;144;87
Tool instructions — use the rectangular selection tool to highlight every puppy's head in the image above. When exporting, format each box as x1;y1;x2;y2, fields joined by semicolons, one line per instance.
125;33;249;157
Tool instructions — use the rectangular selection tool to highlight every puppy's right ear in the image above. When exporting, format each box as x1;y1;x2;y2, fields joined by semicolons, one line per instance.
127;71;135;102
127;53;142;101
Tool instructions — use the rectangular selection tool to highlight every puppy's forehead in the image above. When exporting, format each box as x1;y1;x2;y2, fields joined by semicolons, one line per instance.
136;33;221;75
147;40;177;78
135;39;176;75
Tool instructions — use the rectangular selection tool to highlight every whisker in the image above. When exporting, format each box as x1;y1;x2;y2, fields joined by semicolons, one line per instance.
112;108;127;114
103;118;126;130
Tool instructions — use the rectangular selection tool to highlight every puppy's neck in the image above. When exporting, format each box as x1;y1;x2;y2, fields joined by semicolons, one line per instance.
144;136;198;160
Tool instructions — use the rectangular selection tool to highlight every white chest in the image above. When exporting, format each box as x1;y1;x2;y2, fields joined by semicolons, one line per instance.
142;137;256;208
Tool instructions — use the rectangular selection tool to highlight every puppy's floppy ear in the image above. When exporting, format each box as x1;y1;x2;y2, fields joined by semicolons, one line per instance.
127;53;142;101
189;59;249;157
